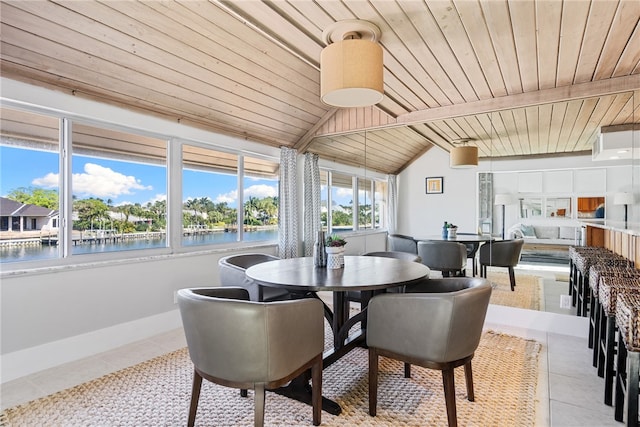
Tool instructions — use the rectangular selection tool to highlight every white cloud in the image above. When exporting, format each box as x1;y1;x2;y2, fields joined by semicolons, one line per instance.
245;184;277;198
215;190;237;204
336;188;352;198
33;163;152;199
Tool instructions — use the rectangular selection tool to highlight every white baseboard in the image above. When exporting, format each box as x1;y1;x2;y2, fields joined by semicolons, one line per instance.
1;309;182;383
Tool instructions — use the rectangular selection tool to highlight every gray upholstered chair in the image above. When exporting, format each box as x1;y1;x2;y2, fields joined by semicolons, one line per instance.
218;253;290;301
417;240;467;277
363;250;422;263
177;287;324;427
388;234;418;254
346;251;423;303
479;239;525;291
367;277;492;427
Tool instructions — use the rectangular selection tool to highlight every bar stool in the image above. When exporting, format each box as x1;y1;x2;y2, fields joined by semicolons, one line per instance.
571;246;610;315
569;246;600;301
588;260;636;356
597;276;640;405
615;292;640;426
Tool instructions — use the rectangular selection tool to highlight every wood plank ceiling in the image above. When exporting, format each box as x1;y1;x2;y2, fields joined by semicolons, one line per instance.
1;0;639;175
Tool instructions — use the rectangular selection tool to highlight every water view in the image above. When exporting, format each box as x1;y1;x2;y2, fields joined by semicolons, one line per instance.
0;229;278;263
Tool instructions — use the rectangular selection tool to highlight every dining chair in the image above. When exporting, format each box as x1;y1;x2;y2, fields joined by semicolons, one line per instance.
346;251;423;303
478;239;525;291
218;253;290;301
456;232;483;276
177;287;324;427
417;240;467;277
367;277;492;427
387;234;418;254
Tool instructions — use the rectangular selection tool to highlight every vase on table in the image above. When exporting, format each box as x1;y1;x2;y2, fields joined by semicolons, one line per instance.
325;246;344;269
447;227;458;239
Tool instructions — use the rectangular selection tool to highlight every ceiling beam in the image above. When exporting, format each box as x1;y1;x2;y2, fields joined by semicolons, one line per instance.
314;74;640;137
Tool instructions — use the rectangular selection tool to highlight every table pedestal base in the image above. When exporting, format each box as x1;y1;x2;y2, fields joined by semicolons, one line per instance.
271;376;342;415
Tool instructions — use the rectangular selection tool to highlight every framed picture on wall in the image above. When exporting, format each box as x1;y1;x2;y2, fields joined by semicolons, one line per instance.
426;176;443;194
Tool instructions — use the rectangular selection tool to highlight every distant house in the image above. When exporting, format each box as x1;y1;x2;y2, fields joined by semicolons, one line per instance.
0;197;58;232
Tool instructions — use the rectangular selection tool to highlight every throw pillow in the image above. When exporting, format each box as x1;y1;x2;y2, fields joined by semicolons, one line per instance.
521;224;536;237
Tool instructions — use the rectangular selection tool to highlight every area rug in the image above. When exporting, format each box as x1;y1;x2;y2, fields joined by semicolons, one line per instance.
1;331;540;427
486;271;543;311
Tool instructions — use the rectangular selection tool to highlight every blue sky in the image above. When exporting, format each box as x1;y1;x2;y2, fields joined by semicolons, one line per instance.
1;146;279;208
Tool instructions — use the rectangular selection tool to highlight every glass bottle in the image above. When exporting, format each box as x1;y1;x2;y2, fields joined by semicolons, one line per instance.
442;221;448;238
313;230;327;267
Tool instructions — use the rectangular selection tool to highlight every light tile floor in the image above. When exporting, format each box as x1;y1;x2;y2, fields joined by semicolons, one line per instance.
0;265;625;426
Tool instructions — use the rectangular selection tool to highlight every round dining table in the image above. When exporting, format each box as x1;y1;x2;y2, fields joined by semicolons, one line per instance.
246;255;429;414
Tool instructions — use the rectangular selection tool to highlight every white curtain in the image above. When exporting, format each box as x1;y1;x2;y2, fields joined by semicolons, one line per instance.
387;174;398;234
278;147;298;258
303;152;321;256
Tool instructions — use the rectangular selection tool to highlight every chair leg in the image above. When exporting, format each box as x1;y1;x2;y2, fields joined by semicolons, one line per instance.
442;368;458;427
404;362;411;378
188;370;203;427
312;358;322;426
241;389;248;397
508;267;516;291
604;316;616;406
254;383;265;427
369;348;378;416
464;361;474;402
626;351;640;427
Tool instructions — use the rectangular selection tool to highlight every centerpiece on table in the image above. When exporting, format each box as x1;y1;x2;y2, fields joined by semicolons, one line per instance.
443;221;458;239
325;234;347;269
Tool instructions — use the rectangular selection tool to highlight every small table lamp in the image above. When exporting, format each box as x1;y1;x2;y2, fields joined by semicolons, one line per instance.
494;194;516;239
614;192;634;226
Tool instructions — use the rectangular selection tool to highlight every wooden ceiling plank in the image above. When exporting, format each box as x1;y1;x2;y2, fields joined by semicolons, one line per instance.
72;1;325;122
510;107;530;155
565;98;599;151
492;110;518;155
508;0;539;92
396;0;479;103
217;0;323;64
499;108;524;155
479;0;523;95
453;0;508;98
612;20;640;77
148;1;324;108
556;0;591;87
574;0;618;84
537;103;553;154
547;102;569;153
397;74;640;127
555;99;583;153
425;0;493;100
2;4;315;136
535;0;562;90
345;0;452;108
593;0;640;80
524;106;541;155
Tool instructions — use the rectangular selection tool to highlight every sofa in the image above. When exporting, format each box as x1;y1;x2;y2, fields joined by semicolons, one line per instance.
507;223;580;246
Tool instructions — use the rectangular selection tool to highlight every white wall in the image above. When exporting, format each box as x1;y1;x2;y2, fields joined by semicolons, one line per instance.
397;148;480;237
397;146;635;238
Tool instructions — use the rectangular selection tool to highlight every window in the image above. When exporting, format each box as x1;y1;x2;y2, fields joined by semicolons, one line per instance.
181;147;279;247
321;169;386;234
242;155;279;243
1;103;280;265
71;123;167;255
330;172;353;231
1;107;60;262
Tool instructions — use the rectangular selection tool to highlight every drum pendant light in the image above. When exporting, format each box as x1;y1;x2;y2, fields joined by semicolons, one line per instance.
321;20;384;108
450;139;479;168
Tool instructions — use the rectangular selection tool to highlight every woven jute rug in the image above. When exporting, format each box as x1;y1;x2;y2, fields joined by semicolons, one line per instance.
1;331;540;427
486;271;543;311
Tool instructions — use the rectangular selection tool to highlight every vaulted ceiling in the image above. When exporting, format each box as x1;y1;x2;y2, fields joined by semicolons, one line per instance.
1;0;639;175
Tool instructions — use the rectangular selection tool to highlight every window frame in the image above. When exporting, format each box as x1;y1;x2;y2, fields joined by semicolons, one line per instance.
0;101;280;271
